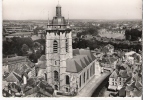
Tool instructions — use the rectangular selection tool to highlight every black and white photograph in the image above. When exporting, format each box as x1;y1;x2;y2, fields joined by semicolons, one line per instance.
2;0;142;97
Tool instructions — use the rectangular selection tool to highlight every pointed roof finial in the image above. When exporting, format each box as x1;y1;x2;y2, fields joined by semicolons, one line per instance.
68;11;69;25
57;0;61;7
48;11;49;25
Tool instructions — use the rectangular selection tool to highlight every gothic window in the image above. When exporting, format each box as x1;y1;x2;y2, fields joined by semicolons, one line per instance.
66;39;68;52
53;40;58;53
66;75;70;85
54;71;59;81
79;75;81;87
87;69;89;80
83;72;85;83
90;66;92;77
93;64;95;74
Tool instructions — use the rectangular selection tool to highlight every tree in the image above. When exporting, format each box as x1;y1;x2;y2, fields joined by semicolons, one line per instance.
21;44;29;55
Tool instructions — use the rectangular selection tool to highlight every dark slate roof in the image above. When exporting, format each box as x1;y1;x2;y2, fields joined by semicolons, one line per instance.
35;61;47;69
66;59;83;73
110;70;118;78
135;81;142;89
39;55;46;61
73;49;80;56
119;70;129;78
126;81;135;91
39;80;54;95
66;49;96;73
27;78;39;88
5;71;22;82
27;61;35;68
14;64;31;76
3;56;27;63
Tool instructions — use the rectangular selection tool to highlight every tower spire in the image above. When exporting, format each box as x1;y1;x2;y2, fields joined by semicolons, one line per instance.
56;0;61;17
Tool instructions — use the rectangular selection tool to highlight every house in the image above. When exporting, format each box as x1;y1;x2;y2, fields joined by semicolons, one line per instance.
108;69;129;91
125;81;142;97
3;56;34;73
117;70;129;90
23;78;54;97
108;71;118;90
124;51;141;65
102;44;114;54
99;55;118;69
5;71;22;84
35;55;47;80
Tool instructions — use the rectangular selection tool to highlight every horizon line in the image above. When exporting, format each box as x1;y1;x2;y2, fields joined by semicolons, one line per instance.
3;18;142;21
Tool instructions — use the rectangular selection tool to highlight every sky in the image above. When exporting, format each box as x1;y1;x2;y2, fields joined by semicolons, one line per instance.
2;0;142;20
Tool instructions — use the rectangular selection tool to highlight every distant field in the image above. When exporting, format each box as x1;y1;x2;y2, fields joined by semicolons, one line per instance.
99;33;125;40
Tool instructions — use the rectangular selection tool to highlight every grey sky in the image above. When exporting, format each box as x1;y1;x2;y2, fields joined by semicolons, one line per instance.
2;0;142;20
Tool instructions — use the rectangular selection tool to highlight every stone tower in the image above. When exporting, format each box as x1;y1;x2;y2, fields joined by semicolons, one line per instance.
46;4;72;91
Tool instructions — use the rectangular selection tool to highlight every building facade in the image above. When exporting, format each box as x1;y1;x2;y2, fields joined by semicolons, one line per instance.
45;4;97;93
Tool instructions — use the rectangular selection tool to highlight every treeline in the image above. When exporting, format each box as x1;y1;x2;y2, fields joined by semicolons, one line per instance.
3;37;45;63
125;29;142;41
76;27;100;38
73;38;142;52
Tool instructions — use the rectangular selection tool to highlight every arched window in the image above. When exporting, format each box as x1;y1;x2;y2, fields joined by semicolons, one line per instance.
90;66;92;77
53;40;58;53
87;69;89;80
79;75;81;87
44;73;47;81
66;75;70;85
66;88;69;92
83;72;85;83
65;39;68;52
54;71;59;81
93;65;95;74
54;85;58;90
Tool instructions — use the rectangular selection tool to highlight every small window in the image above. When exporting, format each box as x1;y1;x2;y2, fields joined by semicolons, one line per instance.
112;82;114;85
119;77;122;81
66;88;69;92
55;85;58;90
112;78;114;81
55;61;57;66
120;82;122;85
54;71;59;81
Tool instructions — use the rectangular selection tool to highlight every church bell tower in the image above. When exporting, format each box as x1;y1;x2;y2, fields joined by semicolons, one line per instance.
46;3;72;91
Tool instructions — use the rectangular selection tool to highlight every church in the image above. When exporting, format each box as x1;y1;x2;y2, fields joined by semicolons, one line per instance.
45;3;100;93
